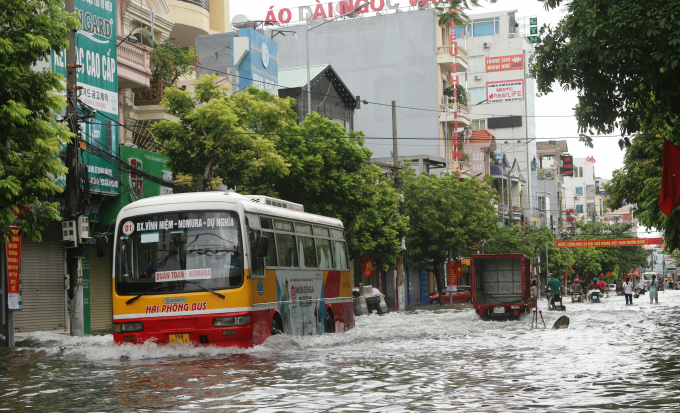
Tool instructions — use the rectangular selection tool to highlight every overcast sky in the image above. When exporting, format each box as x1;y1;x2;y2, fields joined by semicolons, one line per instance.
232;0;626;179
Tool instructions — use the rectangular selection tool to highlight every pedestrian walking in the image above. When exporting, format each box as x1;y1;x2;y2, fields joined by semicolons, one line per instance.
649;274;659;304
623;276;634;305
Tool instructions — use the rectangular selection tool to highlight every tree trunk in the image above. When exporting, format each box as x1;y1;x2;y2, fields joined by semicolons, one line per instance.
201;154;215;192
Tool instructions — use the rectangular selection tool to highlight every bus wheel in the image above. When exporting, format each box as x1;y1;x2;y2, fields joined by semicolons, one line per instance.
271;315;283;336
324;310;335;334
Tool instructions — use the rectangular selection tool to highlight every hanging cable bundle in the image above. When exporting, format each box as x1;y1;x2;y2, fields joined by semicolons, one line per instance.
77;163;91;209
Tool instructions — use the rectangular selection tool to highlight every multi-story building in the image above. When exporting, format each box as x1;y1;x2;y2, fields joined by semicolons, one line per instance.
458;10;538;224
536;140;569;234
562;157;606;225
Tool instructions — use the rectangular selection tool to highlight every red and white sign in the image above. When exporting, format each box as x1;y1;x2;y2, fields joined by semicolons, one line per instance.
122;221;135;235
487;80;524;103
485;55;523;72
586;156;596;163
155;268;212;282
5;226;21;310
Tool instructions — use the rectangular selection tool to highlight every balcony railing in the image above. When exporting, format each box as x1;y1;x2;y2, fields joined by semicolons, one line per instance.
437;46;468;70
117;36;151;77
439;102;470;126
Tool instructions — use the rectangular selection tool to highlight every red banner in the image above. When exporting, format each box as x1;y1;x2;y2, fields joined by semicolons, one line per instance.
447;261;462;285
5;226;21;309
556;237;663;248
361;256;374;278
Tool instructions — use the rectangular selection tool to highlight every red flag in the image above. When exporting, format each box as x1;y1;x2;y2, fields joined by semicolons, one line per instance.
361;256;374;278
570;262;576;270
659;139;680;215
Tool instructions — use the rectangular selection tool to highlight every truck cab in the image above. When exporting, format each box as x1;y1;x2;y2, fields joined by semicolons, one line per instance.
471;254;531;320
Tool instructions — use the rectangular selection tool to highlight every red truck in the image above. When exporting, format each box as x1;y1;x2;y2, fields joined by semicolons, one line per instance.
471;254;532;320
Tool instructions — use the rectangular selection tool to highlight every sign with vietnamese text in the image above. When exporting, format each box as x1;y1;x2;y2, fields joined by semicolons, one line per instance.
485;55;523;72
486;80;524;103
5;227;22;310
556;237;664;248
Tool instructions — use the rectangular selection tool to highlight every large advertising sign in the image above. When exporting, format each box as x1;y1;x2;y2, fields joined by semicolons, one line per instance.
53;0;119;195
485;55;523;72
556;238;664;248
233;28;278;95
5;227;22;310
486;80;524;103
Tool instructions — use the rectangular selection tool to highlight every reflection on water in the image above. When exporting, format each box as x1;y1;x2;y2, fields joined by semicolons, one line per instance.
2;292;680;411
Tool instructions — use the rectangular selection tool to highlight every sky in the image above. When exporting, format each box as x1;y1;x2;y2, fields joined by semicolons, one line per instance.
231;0;626;180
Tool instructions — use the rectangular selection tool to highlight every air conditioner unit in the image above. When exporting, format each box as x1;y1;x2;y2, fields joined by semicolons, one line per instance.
483;42;491;48
474;74;482;80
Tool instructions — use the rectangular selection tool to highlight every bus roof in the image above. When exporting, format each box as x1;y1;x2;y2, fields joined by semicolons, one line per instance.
117;191;344;229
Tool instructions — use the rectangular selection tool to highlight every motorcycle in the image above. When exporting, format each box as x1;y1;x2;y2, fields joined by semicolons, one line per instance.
571;292;582;303
591;289;601;303
549;294;566;311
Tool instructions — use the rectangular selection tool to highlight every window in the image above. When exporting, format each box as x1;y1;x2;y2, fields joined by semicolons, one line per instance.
297;236;317;268
468;55;485;73
454;26;467;39
469;88;485;105
316;239;333;269
576;187;583;195
576;205;584;213
472;18;500;37
332;241;348;269
579;167;584;177
330;229;344;239
314;226;329;237
261;231;277;267
275;233;298;267
260;217;273;230
248;230;265;277
471;119;486;130
273;219;294;232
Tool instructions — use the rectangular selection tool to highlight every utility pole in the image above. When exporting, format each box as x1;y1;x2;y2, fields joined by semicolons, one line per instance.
65;0;84;337
392;101;405;310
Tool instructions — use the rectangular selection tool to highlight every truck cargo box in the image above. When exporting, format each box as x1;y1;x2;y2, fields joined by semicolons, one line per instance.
471;254;531;319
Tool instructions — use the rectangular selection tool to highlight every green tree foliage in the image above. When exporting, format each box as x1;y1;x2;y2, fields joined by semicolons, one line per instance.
260;112;407;271
152;76;290;191
150;41;201;85
0;0;79;241
402;169;498;293
435;0;481;27
533;0;680;142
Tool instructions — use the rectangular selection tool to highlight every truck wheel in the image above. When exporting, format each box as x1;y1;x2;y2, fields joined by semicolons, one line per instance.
271;315;283;336
431;299;439;305
324;311;335;333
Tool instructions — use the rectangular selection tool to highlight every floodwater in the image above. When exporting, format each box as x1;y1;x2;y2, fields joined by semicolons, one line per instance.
2;292;680;412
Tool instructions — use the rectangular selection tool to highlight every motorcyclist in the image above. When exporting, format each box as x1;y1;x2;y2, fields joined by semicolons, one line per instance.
571;280;582;302
548;275;562;308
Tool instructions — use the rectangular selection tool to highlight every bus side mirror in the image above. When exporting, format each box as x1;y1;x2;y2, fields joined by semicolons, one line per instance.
256;235;269;258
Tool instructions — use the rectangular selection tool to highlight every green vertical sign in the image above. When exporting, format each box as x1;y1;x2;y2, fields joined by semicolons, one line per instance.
53;0;119;195
82;247;91;334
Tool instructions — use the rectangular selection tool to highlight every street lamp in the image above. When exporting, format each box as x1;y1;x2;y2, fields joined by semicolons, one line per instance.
306;2;369;116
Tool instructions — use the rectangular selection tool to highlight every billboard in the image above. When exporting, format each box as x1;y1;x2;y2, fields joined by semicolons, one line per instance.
561;155;574;176
233;28;278;95
53;0;119;195
485;55;523;72
486;80;524;103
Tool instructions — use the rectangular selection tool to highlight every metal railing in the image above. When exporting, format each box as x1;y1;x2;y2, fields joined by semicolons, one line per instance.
117;37;151;76
132;79;165;106
437;45;468;64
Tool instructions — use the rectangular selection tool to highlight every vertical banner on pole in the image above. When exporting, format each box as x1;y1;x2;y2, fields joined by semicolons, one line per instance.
5;227;21;310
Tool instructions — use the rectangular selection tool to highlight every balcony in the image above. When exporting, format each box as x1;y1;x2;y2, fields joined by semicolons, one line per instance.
437;45;468;72
439;102;470;127
117;36;152;89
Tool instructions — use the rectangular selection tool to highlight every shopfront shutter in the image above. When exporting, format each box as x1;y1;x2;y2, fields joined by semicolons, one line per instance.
14;223;67;332
89;245;113;333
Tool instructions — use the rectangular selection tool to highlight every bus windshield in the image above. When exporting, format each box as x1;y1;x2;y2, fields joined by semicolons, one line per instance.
115;211;244;296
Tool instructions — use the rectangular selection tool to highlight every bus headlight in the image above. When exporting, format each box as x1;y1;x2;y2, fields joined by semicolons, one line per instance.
213;316;250;327
113;322;144;333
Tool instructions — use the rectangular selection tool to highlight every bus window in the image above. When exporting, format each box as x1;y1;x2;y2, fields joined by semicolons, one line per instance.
275;233;298;267
330;229;344;239
297;236;317;268
260;217;273;230
295;223;313;235
332;241;348;269
248;230;265;277
274;219;294;232
314;226;329;237
261;231;277;267
316;239;333;269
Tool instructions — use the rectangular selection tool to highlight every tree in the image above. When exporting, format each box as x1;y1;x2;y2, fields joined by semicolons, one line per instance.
152;76;290;191
257;112;407;271
0;0;79;241
533;0;680;251
150;41;201;86
533;0;680;142
402;169;498;297
435;0;482;27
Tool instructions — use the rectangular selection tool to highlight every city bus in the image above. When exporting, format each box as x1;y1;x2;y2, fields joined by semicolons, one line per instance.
112;192;354;346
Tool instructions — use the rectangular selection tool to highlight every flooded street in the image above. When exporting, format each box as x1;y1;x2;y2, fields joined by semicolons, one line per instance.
2;292;680;412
